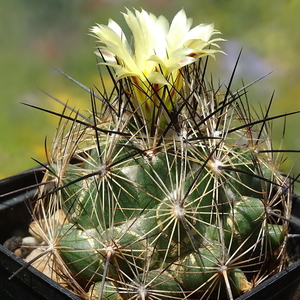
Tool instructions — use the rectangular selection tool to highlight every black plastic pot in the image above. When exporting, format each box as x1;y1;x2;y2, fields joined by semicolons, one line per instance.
1;167;300;300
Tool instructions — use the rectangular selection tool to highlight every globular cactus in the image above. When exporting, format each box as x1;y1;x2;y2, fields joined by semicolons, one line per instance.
30;8;294;300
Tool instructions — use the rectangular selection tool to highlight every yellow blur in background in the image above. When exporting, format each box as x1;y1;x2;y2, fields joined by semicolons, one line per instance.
1;0;300;179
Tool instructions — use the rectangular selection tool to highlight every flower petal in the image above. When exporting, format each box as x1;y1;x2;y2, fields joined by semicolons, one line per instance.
167;9;192;51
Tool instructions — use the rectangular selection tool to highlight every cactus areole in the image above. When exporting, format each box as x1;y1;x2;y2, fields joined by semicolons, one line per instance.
32;8;294;300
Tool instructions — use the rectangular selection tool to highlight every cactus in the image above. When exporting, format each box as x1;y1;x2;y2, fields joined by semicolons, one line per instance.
29;8;295;300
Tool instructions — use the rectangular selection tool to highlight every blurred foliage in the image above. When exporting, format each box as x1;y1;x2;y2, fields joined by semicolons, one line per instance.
1;0;300;180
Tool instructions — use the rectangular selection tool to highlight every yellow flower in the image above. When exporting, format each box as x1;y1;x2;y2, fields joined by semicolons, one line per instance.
91;8;223;84
90;9;224;133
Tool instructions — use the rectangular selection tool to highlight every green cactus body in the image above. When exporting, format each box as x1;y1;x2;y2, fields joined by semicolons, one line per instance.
226;197;266;259
225;148;273;199
49;74;290;299
265;224;285;251
177;246;251;297
178;246;221;291
227;197;265;240
128;269;184;300
224;269;251;297
88;281;122;300
183;164;217;224
58;222;160;281
204;220;237;251
134;151;177;209
58;225;105;281
60;168;103;229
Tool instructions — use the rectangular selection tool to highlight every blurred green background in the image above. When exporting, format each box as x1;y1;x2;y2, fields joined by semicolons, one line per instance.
1;0;300;180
